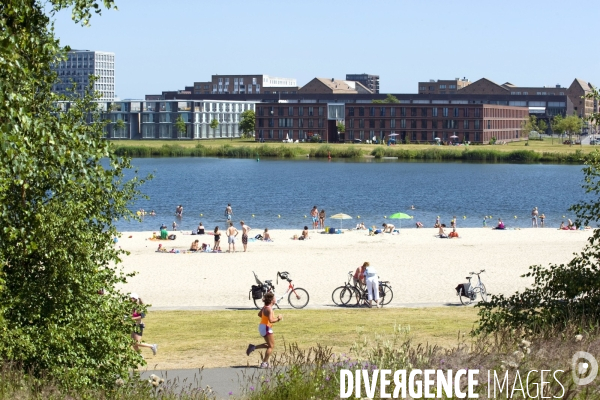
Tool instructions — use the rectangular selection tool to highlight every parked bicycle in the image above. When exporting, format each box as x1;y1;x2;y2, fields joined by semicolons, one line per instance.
331;271;393;307
249;271;310;309
455;269;487;305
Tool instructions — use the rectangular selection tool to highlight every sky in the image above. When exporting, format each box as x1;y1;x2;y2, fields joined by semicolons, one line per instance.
50;0;600;100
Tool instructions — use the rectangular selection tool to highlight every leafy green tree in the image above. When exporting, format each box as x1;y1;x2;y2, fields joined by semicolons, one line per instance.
372;94;400;104
0;0;148;391
476;149;600;334
239;109;255;139
113;118;126;137
336;121;345;133
554;114;583;146
174;115;187;139
210;118;219;136
521;115;547;141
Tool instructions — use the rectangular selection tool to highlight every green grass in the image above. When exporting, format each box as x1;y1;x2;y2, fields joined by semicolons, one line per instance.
111;138;597;163
142;307;478;369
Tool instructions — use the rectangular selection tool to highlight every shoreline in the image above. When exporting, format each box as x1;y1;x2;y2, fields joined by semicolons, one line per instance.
116;227;591;309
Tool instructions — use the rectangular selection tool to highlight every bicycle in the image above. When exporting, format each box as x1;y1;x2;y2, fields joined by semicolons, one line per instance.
333;271;393;307
456;269;487;305
249;271;310;309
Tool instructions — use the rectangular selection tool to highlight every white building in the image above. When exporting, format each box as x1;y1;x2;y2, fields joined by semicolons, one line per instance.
52;50;115;101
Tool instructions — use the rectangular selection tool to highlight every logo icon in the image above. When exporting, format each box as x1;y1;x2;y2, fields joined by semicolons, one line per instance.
572;351;598;386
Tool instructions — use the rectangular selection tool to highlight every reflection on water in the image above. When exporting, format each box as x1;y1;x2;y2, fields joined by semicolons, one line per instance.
120;158;586;232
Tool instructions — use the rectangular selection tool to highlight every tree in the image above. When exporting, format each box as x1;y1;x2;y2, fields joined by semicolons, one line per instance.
210;118;219;136
174;114;187;139
521;115;547;141
372;94;400;104
0;0;148;391
554;114;583;146
114;118;126;137
239;109;255;139
475;149;600;335
336;121;346;133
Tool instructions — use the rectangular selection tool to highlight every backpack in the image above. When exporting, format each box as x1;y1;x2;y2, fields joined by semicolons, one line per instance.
168;234;177;240
455;283;471;297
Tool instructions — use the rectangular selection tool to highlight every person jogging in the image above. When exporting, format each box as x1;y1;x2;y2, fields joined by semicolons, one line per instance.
245;292;283;368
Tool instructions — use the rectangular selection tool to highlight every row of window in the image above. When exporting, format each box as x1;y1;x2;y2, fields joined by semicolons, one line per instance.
257;106;325;117
257;118;325;128
347;107;483;118
346;119;483;130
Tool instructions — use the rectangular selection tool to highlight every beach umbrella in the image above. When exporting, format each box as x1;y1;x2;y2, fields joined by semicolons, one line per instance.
329;213;353;229
388;133;399;137
389;212;412;229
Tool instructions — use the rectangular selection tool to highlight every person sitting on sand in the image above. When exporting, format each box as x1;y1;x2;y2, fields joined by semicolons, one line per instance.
197;222;205;235
434;216;441;228
299;226;309;240
382;223;395;233
160;226;168;240
263;228;272;242
559;221;567;230
356;222;366;230
567;219;576;230
448;228;459;238
438;224;448;238
493;218;505;230
415;221;423;228
190;239;200;251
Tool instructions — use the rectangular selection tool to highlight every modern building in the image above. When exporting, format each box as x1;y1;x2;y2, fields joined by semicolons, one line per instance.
346;74;380;93
191;74;298;96
458;78;597;118
51;50;115;101
418;78;471;94
68;99;255;140
254;102;528;145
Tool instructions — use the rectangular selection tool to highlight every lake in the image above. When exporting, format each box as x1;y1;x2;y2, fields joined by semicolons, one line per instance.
120;158;587;232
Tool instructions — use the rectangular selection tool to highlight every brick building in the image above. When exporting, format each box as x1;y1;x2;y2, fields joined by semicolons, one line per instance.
191;74;298;96
418;78;471;94
346;73;379;93
255;102;528;145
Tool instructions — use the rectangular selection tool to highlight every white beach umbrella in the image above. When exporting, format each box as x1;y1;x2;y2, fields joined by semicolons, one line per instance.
329;213;353;229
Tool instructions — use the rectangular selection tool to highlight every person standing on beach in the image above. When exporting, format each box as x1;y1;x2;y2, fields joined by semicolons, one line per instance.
540;213;545;227
226;222;238;252
225;203;233;221
240;220;251;252
311;206;319;229
246;292;283;369
213;226;221;251
531;207;539;228
175;205;183;217
319;209;326;230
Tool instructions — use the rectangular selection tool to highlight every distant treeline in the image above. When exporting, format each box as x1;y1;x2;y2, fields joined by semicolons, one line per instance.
112;143;587;164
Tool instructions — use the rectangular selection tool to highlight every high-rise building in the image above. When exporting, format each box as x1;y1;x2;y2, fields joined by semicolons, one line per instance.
51;50;115;101
346;74;380;93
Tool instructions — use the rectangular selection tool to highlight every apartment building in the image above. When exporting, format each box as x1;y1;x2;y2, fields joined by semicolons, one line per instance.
346;73;380;94
192;74;298;95
418;78;471;94
51;50;115;101
254;102;528;145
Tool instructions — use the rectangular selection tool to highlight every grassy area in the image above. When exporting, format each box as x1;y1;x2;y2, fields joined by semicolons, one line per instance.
111;138;597;163
141;307;478;369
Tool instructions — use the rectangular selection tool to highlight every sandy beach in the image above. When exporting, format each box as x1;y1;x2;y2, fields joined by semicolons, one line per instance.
116;226;591;309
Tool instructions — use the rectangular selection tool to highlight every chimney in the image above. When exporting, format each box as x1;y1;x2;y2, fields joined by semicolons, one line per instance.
331;78;334;82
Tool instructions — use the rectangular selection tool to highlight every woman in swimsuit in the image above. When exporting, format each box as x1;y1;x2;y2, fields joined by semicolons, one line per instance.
319;209;326;230
245;292;282;368
213;226;221;251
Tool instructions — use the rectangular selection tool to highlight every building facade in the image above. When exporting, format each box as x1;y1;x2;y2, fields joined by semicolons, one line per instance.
191;74;297;96
84;100;255;140
51;50;115;101
418;78;471;94
346;74;380;94
255;102;528;145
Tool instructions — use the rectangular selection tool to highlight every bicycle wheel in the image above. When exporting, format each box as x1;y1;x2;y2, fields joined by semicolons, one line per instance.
459;288;473;305
331;286;345;306
253;296;263;309
288;288;309;309
340;286;359;306
479;284;487;302
379;284;393;306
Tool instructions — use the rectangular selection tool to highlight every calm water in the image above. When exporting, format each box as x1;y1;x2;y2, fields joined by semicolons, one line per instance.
120;158;587;232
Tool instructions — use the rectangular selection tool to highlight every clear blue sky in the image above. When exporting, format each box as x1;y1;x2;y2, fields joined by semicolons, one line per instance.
51;0;600;100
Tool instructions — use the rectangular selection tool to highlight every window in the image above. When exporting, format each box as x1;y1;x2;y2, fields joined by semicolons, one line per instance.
400;119;406;128
440;84;446;89
421;120;427;129
390;108;396;117
411;132;417;141
380;107;385;117
359;107;365;116
475;120;480;129
318;119;324;128
380;119;385;129
474;108;481;117
278;107;284;116
463;120;469;129
421;131;428;141
410;108;417;116
390;119;396;128
432;120;438;129
420;86;426;91
348;107;354;116
308;107;314;116
359;119;364;128
453;108;459;117
288;107;294;116
421;108;427;117
369;119;375;128
487;120;491;129
463;108;469;117
319;107;324;116
449;85;456;89
443;107;448;117
349;119;354;128
369;107;375;117
410;120;416;129
432;108;438;117
400;107;406;117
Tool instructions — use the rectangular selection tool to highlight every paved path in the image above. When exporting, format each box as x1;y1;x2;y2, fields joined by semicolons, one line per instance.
141;367;267;399
151;302;453;311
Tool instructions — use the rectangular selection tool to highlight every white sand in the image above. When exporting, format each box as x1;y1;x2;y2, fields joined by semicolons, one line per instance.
116;227;591;309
